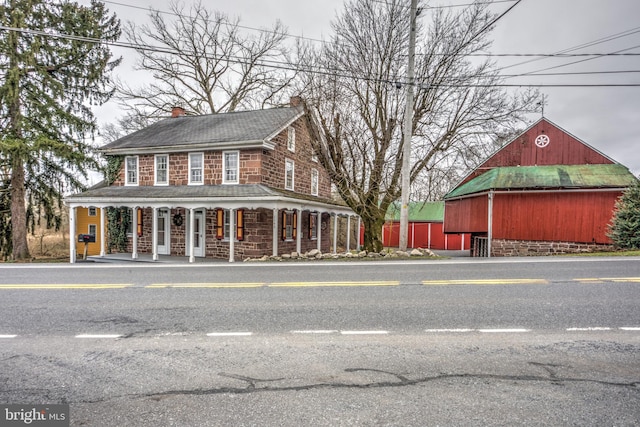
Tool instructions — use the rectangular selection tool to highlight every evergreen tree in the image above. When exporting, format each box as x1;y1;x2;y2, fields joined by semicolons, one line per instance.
608;177;640;250
0;0;121;260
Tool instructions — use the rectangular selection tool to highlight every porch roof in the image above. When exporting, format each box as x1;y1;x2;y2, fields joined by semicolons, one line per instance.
64;183;355;214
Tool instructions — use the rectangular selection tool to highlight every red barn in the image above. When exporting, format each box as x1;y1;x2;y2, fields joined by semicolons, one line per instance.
444;118;637;256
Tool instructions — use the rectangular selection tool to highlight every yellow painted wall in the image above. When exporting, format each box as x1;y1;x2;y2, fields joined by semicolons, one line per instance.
75;207;106;256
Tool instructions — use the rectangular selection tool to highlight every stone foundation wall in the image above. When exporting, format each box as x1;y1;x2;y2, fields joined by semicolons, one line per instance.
491;239;614;257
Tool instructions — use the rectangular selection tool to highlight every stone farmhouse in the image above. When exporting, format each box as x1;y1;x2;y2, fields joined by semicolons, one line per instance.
65;97;356;263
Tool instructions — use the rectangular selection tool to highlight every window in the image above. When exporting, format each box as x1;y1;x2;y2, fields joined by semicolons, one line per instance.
223;151;239;184
309;212;318;240
189;153;203;185
155;154;168;185
125;156;138;186
88;224;97;237
285;159;294;190
311;169;319;196
215;209;244;241
287;126;295;152
311;151;318;163
281;210;297;241
88;207;97;217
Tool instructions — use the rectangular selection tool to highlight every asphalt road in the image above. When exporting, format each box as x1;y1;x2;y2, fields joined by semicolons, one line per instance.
1;257;639;426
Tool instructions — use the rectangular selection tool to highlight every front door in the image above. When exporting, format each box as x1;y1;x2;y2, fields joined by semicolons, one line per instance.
186;210;205;257
157;209;170;255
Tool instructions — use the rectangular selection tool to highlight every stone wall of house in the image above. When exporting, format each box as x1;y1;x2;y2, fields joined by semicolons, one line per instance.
123;207;332;260
110;116;331;200
491;239;614;256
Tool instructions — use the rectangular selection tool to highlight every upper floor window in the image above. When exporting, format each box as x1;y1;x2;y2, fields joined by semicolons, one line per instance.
125;156;138;186
189;152;203;185
287;126;295;152
223;151;239;184
311;169;319;196
285;159;295;191
88;207;97;217
155;154;168;185
311;150;318;163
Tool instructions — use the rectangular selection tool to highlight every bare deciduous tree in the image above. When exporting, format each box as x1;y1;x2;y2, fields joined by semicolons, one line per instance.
302;0;538;252
117;0;296;119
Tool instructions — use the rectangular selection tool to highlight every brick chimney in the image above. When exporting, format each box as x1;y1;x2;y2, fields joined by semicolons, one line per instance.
171;106;186;118
289;96;303;107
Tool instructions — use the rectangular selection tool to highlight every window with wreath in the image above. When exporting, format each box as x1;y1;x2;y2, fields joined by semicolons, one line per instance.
215;209;245;241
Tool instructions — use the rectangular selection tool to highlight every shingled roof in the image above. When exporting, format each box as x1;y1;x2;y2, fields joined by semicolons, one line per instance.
101;105;304;154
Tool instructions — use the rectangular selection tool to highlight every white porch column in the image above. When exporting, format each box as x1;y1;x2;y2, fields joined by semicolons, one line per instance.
152;207;158;261
132;207;138;260
317;212;322;252
189;208;195;263
296;208;302;255
346;215;351;252
272;208;279;257
332;214;338;254
229;208;236;263
69;206;76;264
356;216;361;251
99;207;106;257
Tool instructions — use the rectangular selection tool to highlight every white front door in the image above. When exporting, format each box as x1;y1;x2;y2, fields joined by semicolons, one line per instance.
187;210;205;257
157;209;170;255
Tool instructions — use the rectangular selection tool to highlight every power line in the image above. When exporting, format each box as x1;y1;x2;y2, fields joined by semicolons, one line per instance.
2;25;639;88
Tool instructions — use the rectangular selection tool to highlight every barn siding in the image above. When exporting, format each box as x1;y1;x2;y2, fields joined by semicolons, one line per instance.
462;120;613;185
492;191;621;244
373;222;470;250
444;196;489;234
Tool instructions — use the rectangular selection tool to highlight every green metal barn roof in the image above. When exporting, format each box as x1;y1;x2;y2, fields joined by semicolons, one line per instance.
386;201;444;222
445;164;636;199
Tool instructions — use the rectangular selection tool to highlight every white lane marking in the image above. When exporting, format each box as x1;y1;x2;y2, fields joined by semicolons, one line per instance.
0;335;17;338
619;327;640;331
566;327;612;331
291;330;338;334
478;328;530;333
75;334;122;339
206;332;253;337
340;330;389;335
425;329;475;333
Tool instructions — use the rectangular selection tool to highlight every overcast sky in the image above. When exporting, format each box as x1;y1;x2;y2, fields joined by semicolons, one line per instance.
93;0;640;175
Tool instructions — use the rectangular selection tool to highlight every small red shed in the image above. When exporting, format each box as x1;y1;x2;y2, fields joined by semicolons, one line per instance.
444;118;637;256
382;202;470;250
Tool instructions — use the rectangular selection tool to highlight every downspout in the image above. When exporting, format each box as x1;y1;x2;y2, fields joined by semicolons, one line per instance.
487;191;494;258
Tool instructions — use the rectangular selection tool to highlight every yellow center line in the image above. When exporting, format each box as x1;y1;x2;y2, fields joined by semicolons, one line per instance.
269;281;400;287
146;283;264;288
0;284;132;289
422;279;548;286
574;277;640;283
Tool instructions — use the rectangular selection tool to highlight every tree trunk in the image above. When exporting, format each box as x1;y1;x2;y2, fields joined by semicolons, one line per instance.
10;155;29;260
361;215;385;253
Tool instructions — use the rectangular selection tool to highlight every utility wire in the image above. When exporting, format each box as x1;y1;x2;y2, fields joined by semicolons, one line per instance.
2;25;639;88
